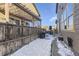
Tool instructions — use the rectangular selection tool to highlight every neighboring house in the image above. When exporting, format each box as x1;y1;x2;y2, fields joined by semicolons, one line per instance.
56;3;79;53
0;3;41;27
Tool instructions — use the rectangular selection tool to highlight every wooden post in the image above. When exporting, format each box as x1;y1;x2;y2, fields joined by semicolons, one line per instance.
32;21;34;27
32;17;35;27
40;20;41;28
5;3;9;23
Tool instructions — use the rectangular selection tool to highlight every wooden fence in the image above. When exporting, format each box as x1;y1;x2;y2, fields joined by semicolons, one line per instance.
0;23;42;56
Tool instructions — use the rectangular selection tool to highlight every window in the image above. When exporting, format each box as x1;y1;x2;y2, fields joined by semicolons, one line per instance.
64;21;67;29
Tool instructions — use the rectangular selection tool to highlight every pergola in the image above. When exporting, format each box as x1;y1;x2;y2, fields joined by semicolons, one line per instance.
0;3;41;23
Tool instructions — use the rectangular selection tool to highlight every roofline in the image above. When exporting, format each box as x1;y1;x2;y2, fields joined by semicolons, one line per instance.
56;3;58;13
32;3;40;17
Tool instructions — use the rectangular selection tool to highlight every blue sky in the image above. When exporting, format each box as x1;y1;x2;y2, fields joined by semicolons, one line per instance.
35;3;56;27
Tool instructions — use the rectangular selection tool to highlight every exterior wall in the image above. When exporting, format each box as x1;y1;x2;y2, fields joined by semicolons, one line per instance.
56;3;79;53
71;4;79;52
73;4;79;32
61;31;79;53
57;3;67;33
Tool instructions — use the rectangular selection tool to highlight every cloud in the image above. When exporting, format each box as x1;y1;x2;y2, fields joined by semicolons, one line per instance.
50;15;57;22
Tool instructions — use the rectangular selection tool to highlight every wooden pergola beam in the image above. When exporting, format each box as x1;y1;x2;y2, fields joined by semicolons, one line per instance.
10;13;32;22
0;9;32;22
13;3;41;21
32;3;40;17
5;3;9;22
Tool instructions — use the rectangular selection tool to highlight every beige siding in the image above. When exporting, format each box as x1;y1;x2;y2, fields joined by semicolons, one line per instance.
73;4;79;32
57;3;79;53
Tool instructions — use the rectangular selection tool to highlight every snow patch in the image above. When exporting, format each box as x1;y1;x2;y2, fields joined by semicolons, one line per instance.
10;34;54;56
56;39;74;56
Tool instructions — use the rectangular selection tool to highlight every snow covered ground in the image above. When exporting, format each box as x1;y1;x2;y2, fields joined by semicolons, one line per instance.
10;34;74;56
56;39;74;56
10;34;55;56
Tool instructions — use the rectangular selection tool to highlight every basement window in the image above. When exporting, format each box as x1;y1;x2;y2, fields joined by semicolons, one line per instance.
64;25;67;29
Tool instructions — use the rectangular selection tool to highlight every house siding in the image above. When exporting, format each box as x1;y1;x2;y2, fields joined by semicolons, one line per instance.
56;3;79;53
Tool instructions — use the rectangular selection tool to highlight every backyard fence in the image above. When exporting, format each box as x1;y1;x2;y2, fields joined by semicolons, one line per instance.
0;23;42;56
